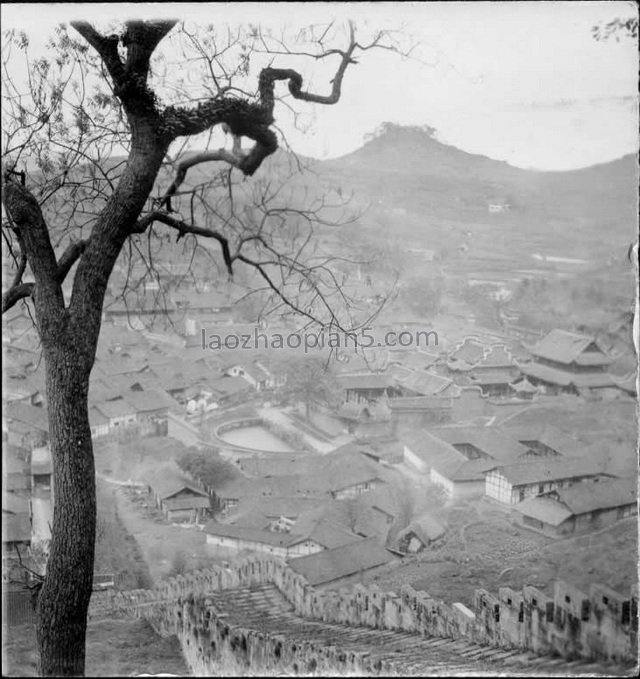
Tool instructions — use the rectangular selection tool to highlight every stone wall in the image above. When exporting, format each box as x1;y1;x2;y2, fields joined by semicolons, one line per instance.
91;554;638;673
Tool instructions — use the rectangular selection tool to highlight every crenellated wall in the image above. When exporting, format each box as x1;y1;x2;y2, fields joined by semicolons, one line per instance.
90;554;638;674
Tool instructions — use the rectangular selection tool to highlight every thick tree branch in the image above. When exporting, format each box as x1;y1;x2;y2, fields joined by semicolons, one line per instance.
132;211;233;274
159;23;359;197
2;177;63;306
158;137;245;211
122;20;178;80
1;239;90;314
2;282;35;313
69;22;126;86
56;239;90;283
11;250;28;288
71;20;177;117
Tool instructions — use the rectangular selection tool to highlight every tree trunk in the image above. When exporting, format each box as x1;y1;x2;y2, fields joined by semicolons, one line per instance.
31;129;168;677
36;340;95;677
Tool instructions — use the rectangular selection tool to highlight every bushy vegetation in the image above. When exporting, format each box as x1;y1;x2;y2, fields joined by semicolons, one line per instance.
176;450;239;491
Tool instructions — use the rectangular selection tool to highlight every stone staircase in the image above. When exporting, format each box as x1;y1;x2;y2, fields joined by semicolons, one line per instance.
91;555;637;676
204;583;631;676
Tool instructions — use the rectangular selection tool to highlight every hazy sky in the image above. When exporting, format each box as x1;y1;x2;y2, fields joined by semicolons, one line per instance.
2;1;638;170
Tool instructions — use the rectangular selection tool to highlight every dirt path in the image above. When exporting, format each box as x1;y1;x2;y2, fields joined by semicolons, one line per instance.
112;485;211;585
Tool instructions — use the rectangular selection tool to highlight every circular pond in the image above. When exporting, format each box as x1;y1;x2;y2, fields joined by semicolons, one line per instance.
215;420;294;452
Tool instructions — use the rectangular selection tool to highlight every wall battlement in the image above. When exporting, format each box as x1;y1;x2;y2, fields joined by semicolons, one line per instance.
90;554;638;673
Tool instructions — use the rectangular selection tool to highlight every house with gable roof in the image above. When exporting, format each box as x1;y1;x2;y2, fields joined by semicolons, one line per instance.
146;465;211;523
514;478;637;536
520;329;615;394
484;457;611;506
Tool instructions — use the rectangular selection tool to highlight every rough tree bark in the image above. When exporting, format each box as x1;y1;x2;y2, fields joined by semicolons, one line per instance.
2;17;375;675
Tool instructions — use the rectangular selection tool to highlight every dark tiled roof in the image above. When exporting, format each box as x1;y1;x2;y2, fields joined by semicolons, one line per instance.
147;466;209;501
521;362;615;388
123;388;179;413
94;398;136;419
430;426;529;460
288;537;394;586
551;478;637;515
394;369;455;396
487;458;604;486
203;520;329;549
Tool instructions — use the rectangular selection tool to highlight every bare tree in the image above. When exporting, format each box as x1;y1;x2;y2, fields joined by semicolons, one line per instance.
282;355;341;419
1;18;404;676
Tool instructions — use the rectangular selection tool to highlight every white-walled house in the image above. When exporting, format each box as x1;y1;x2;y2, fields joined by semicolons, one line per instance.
204;522;326;560
484;459;607;505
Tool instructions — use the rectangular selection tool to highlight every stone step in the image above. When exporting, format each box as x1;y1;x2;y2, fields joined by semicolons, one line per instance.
140;583;623;676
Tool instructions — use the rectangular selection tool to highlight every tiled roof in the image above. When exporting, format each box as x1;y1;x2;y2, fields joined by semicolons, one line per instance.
203;521;297;548
238;454;318;478
290;514;363;549
147;465;209;501
337;373;395;390
402;430;466;473
94;398;136;419
430;426;529;460
386;349;439;371
394;369;455;397
233;496;329;520
514;496;573;527
3;402;49;432
476;344;514;369
468;369;518;386
488;458;604;486
163;496;211;511
448;338;486;365
398;514;445;544
288;537;394;586
449;458;498;481
123;388;179;413
389;396;453;411
211;376;254;396
550;478;636;515
501;422;582;456
521;362;615;388
509;377;539;393
531;329;609;365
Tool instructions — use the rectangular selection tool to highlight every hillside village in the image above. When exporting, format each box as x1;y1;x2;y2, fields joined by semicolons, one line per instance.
2;126;638;668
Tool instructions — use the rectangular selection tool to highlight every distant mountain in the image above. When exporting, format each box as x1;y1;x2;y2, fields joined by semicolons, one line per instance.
310;124;638;259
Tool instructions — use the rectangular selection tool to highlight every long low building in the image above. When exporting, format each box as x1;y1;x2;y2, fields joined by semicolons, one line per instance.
484;458;608;505
514;478;637;536
287;537;395;587
204;515;362;561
